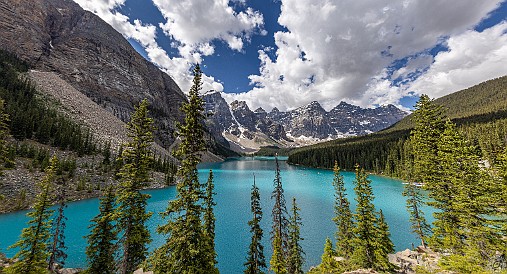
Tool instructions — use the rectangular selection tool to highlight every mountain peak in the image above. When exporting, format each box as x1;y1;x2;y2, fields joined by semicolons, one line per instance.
254;107;266;114
230;100;251;111
271;107;280;113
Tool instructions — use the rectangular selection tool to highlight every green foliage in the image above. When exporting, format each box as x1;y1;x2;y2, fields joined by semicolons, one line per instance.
203;170;218;272
85;186;118;274
331;162;354;258
350;165;394;272
254;146;293;157
308;238;344;274
288;76;507;176
48;182;68;271
270;232;287;274
270;156;289;272
116;99;155;274
350;165;378;268
152;64;216;273
373;210;395;272
0;50;96;155
244;176;267;274
411;94;445;186
403;179;430;248
0;98;12;173
287;197;304;274
7;155;58;274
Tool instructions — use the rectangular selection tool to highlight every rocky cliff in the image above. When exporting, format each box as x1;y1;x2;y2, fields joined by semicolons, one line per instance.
204;92;408;152
0;0;186;149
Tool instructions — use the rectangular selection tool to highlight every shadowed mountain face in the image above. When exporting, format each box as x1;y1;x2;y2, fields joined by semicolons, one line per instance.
0;0;186;148
203;92;408;152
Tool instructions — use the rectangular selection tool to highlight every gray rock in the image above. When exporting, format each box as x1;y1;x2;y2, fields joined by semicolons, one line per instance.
0;0;186;149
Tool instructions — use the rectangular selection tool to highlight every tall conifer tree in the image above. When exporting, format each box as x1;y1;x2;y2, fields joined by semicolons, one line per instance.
204;169;218;272
331;161;354;258
154;64;216;273
270;156;289;273
0;99;11;175
287;197;304;274
7;155;58;274
310;238;343;273
85;186;118;274
411;94;445;188
116;98;155;274
48;183;67;271
373;210;395;272
435;121;500;269
403;180;430;248
244;175;267;274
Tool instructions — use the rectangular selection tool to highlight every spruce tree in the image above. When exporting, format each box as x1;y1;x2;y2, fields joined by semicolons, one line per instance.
350;165;378;269
314;238;339;273
270;155;289;273
403;179;430;248
48;183;67;271
116;98;155;274
331;162;354;258
434;120;500;269
85;186;118;274
203;169;218;272
0;99;11;174
411;94;445;189
270;232;287;274
7;155;58;274
287;197;304;274
244;175;267;274
153;64;216;273
373;210;395;272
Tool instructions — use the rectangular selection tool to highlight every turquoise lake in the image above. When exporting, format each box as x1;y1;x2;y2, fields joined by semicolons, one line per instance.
0;157;431;273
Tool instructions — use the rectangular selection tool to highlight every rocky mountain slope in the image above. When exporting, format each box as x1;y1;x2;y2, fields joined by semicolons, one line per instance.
203;92;407;153
0;0;202;152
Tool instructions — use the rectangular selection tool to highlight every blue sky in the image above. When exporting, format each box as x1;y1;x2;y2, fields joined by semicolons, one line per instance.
74;0;507;111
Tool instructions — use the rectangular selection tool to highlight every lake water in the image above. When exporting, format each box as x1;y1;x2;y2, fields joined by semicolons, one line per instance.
0;157;431;273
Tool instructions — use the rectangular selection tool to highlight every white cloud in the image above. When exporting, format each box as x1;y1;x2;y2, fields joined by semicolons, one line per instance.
152;0;264;56
230;0;503;111
408;21;507;99
72;0;249;93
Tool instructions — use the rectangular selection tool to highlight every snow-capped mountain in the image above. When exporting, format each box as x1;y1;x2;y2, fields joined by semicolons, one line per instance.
203;92;408;153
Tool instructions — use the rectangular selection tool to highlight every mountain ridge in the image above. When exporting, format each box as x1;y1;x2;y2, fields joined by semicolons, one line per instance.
203;92;408;153
0;0;191;151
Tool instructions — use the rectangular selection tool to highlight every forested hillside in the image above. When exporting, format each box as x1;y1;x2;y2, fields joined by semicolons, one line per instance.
0;50;178;213
288;76;507;177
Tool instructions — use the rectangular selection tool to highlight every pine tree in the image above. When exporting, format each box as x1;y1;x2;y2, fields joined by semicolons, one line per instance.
203;169;218;272
331;161;354;258
350;165;378;269
48;183;67;271
7;155;58;274
116;98;155;274
153;64;215;273
315;238;339;273
0;99;11;175
403;179;430;248
85;186;118;274
287;197;304;274
270;232;287;274
434;120;500;270
410;95;445;206
244;175;267;274
270;155;289;273
373;210;395;272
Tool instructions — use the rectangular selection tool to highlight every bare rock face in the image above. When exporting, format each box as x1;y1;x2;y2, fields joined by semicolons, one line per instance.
0;0;186;148
204;92;408;152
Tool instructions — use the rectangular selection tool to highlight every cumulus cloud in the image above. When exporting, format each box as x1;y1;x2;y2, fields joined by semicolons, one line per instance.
230;0;503;111
407;22;507;98
152;0;264;57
